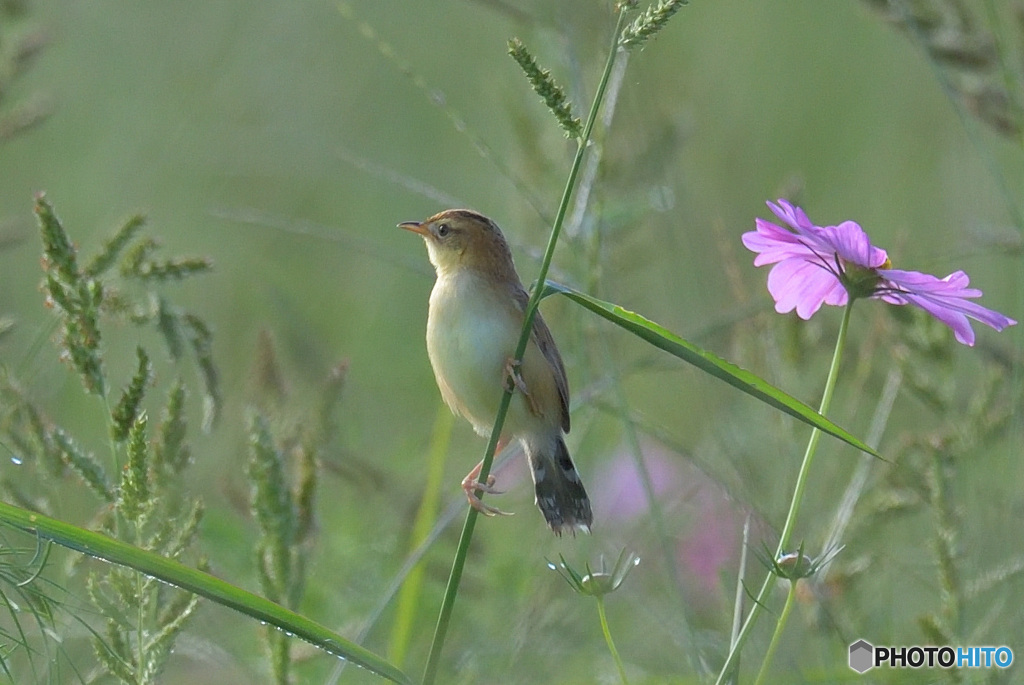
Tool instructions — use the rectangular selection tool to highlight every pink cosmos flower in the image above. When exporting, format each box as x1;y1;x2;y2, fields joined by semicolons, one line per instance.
742;199;1016;346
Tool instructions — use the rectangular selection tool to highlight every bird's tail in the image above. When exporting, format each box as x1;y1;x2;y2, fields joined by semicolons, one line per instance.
524;435;592;535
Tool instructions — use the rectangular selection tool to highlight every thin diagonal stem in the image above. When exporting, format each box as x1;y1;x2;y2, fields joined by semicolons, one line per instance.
421;11;630;685
596;596;630;685
715;300;853;684
752;580;798;685
729;514;752;650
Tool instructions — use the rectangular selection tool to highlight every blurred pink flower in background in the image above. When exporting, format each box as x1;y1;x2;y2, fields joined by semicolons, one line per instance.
592;444;742;597
677;491;740;594
593;447;682;521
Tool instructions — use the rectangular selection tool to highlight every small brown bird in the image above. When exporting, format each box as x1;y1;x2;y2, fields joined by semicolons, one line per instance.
400;209;592;535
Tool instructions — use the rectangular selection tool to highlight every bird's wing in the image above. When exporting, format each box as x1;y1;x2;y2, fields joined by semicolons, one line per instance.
510;284;571;433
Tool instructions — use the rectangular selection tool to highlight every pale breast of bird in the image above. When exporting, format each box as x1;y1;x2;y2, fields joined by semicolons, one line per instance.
426;269;541;439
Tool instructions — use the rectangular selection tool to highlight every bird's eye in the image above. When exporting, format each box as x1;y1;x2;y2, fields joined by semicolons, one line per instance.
437;223;451;237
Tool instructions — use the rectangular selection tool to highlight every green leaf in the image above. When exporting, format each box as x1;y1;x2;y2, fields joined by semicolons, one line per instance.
0;501;413;685
542;281;879;458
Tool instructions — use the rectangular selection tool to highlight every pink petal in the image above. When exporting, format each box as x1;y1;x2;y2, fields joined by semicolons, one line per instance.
879;269;1017;346
743;227;818;266
819;221;888;268
768;199;816;232
767;258;842;319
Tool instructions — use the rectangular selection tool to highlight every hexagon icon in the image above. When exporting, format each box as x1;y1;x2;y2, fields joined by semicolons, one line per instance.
849;639;874;673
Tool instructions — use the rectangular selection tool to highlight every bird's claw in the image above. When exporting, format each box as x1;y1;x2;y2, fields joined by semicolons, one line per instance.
462;464;513;517
461;472;501;494
465;490;515;517
504;358;528;394
504;357;542;416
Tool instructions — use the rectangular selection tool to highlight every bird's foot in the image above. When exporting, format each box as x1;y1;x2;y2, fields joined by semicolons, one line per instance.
462;461;513;517
504;357;541;416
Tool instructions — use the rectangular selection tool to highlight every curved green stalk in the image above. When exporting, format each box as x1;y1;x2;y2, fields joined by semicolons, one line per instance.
420;10;630;685
596;596;630;685
715;300;854;684
0;500;412;684
752;580;798;685
388;406;454;668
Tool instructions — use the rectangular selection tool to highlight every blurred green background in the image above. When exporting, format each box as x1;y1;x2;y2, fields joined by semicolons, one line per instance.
1;0;1022;683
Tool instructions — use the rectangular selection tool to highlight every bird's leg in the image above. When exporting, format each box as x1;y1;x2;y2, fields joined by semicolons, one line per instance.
463;459;501;494
504;357;542;417
461;440;514;517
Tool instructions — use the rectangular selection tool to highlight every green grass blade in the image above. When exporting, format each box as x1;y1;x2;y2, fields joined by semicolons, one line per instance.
542;281;879;458
0;501;413;685
388;405;453;667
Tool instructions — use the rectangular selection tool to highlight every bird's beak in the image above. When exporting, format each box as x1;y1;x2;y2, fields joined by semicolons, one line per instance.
398;220;430;237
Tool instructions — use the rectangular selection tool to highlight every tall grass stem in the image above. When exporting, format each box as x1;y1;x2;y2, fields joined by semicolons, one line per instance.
421;9;630;684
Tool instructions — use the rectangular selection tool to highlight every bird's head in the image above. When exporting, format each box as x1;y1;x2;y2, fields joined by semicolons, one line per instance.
399;209;517;280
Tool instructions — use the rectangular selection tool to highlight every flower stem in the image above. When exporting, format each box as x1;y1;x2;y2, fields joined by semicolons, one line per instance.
596;595;630;685
420;11;629;685
752;580;798;685
714;301;853;684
